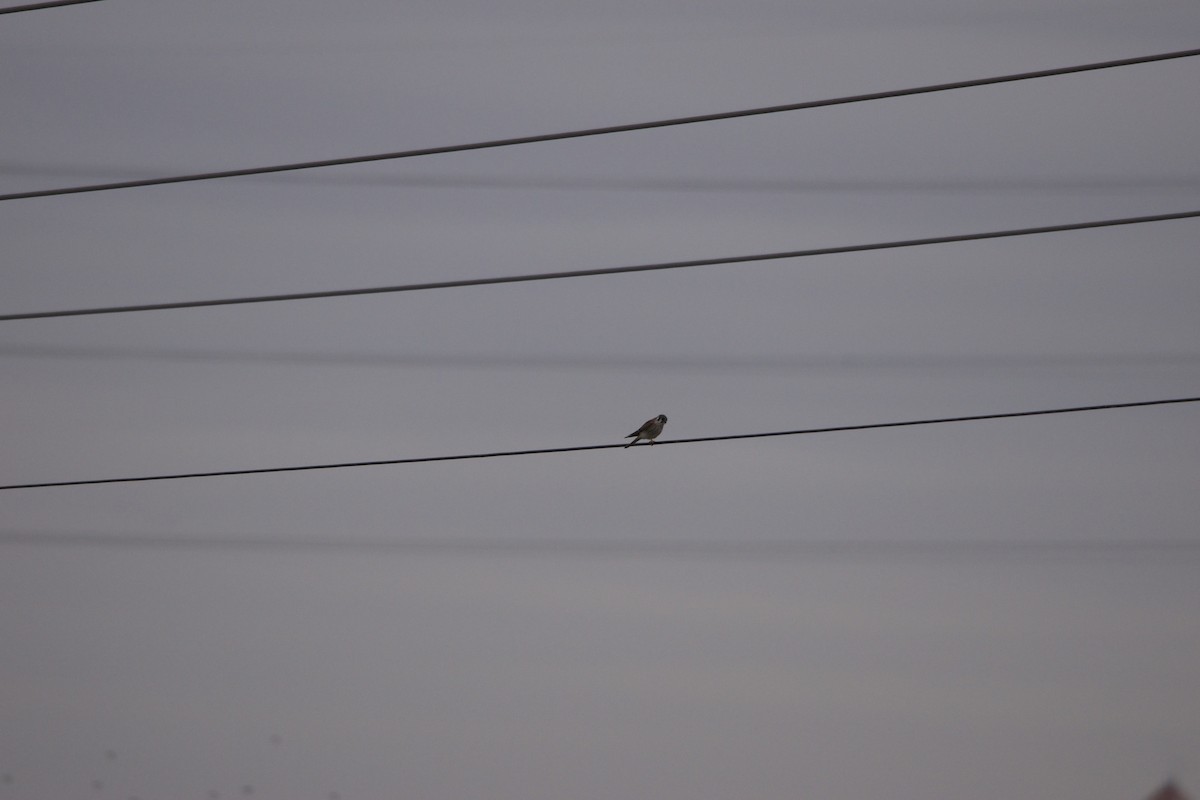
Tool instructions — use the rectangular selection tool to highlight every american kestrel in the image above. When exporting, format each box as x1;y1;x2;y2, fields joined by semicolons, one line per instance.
624;414;667;448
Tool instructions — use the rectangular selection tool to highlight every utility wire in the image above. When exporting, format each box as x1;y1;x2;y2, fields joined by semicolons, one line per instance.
2;208;1197;322
0;0;102;13
2;396;1195;491
2;48;1198;202
3;529;1198;560
4;343;1197;372
5;160;1200;195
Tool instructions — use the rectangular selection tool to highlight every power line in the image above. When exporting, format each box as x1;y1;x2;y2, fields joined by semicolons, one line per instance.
5;159;1200;195
2;48;1198;202
3;342;1197;372
2;208;1197;322
2;396;1195;491
3;529;1197;560
0;0;102;14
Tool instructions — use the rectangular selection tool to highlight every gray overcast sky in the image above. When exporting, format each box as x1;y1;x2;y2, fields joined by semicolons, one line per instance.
2;1;1199;798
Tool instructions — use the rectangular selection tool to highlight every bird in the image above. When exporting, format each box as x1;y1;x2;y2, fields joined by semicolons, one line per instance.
624;414;667;448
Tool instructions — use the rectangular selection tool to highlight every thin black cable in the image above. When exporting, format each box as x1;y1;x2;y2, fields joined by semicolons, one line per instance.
2;48;1198;202
4;343;1198;371
2;529;1197;560
2;396;1195;491
2;209;1197;322
0;0;101;13
5;160;1200;195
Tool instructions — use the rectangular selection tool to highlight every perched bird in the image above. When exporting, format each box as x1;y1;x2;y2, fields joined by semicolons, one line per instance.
624;414;668;448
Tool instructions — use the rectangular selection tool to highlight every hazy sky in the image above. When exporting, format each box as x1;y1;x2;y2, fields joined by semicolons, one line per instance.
2;1;1199;799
